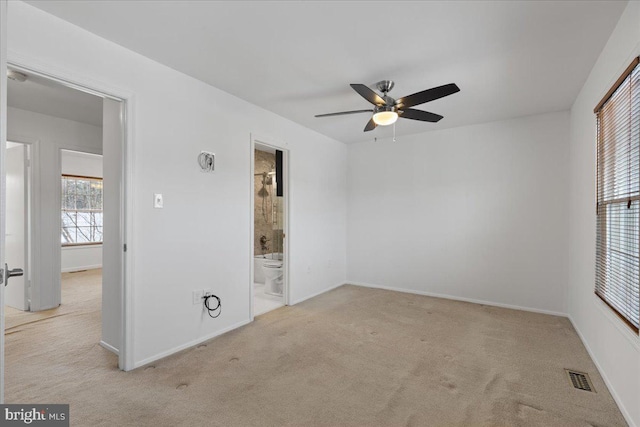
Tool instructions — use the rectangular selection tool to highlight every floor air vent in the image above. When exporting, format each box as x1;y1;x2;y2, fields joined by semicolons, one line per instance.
565;369;595;392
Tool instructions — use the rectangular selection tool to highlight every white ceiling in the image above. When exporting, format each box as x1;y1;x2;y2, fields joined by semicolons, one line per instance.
24;1;627;143
7;69;103;127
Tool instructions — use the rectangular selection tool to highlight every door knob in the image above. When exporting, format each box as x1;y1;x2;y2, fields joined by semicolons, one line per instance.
3;263;24;287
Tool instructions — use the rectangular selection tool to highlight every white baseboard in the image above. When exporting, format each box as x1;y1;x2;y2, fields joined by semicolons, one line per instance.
100;340;119;356
348;281;567;317
289;282;346;306
61;264;102;273
568;315;637;427
133;319;252;369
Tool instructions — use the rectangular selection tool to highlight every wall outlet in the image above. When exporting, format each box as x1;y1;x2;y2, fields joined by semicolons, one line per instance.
192;290;204;305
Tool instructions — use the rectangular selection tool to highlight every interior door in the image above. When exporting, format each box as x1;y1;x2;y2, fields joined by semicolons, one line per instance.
5;143;28;310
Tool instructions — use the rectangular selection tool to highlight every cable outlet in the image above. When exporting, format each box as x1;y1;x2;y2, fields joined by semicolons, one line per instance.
154;193;163;208
192;290;204;305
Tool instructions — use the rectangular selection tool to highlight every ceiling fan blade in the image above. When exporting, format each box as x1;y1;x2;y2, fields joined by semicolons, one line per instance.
315;109;373;118
350;84;386;106
395;83;460;109
364;118;377;132
400;108;443;123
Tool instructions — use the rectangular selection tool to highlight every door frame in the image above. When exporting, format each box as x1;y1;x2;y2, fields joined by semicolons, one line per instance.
250;134;290;321
1;0;8;403
4;59;136;372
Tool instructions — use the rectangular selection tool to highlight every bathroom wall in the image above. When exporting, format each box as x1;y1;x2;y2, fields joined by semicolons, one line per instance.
254;149;275;256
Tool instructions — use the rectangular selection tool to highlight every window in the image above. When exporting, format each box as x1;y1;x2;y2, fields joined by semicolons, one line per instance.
595;57;640;333
61;175;103;246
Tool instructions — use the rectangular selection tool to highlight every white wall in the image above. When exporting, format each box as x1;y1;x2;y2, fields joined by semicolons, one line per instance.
7;1;347;366
61;150;103;273
61;150;103;177
7;106;102;310
568;2;640;426
347;111;570;315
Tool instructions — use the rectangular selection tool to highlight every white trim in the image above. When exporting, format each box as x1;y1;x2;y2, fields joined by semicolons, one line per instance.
99;340;119;356
122;95;135;371
568;315;637;427
289;282;346;306
61;264;102;273
249;136;255;321
348;281;568;317
134;319;251;369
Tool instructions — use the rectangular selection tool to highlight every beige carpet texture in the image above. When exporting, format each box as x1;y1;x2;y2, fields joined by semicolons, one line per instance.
4;269;627;426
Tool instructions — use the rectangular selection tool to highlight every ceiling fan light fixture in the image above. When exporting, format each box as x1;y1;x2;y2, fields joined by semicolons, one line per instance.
372;106;398;126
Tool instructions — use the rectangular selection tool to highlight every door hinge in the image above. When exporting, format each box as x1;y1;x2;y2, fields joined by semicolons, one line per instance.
123;244;127;252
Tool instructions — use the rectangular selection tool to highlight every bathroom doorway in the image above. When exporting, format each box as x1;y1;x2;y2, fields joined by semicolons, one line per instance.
251;138;288;318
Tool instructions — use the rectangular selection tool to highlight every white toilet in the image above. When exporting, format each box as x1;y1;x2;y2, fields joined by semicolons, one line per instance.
262;260;284;296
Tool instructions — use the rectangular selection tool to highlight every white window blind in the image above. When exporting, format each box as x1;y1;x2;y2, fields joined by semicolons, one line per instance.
595;57;640;333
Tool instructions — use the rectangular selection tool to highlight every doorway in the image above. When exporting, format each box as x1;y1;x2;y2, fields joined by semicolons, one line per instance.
3;62;129;394
251;139;289;318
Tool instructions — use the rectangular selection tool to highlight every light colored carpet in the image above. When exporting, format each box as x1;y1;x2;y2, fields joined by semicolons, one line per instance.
5;269;104;330
4;272;627;426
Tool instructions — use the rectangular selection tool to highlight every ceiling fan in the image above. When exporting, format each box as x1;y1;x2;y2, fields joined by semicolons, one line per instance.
315;80;460;132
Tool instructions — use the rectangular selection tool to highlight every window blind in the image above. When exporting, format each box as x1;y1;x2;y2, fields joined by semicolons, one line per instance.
595;57;640;333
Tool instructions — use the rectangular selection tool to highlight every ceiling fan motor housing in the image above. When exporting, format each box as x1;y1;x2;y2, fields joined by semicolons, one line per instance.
376;80;394;94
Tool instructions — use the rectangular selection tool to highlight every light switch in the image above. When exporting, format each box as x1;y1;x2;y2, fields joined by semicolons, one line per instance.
154;193;163;208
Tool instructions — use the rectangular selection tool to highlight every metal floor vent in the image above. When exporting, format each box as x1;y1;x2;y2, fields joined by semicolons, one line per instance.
565;369;595;393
